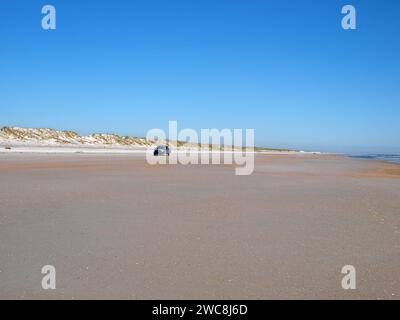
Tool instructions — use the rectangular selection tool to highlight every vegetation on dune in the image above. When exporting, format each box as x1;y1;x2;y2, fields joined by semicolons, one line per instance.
0;126;293;152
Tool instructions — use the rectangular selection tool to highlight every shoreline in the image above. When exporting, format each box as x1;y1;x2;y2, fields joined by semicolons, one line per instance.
2;145;400;169
0;151;399;178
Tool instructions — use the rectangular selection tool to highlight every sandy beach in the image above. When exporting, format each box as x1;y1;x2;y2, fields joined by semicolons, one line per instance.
0;152;399;299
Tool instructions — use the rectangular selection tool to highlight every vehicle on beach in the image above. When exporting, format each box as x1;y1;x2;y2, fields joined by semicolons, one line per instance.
153;145;171;156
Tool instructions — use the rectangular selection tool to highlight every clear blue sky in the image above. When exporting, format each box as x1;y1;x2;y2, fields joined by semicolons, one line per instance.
1;0;399;153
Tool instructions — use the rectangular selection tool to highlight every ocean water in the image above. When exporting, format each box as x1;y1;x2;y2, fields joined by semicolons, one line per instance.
349;154;400;164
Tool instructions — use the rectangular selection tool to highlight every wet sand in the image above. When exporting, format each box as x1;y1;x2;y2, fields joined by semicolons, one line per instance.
0;153;400;299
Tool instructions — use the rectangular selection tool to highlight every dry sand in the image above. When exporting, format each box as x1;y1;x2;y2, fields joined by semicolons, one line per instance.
0;153;399;299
